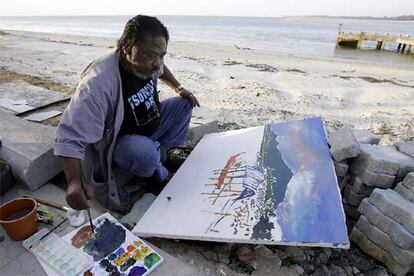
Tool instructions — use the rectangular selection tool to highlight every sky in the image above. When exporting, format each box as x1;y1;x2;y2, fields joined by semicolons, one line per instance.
1;0;413;17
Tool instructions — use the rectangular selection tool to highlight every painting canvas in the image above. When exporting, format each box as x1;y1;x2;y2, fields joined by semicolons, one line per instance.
134;117;349;248
39;213;163;276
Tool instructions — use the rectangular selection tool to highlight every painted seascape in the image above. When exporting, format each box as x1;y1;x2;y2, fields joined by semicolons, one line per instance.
135;117;349;248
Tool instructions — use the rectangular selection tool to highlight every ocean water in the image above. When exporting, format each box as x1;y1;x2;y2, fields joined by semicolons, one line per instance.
0;16;413;63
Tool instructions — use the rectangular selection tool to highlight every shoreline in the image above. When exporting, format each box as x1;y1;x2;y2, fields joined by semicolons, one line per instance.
1;29;413;143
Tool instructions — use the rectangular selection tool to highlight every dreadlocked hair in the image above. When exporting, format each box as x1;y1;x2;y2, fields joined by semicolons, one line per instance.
117;15;169;54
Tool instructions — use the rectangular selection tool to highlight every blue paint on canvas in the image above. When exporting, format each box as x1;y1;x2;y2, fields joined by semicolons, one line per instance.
269;117;348;245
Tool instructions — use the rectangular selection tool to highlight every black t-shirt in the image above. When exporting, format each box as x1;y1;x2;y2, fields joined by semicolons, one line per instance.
118;62;161;137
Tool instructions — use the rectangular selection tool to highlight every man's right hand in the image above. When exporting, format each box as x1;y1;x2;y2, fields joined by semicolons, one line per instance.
65;179;94;210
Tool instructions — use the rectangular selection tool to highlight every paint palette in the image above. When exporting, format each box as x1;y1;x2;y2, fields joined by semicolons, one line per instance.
38;213;163;276
23;228;93;276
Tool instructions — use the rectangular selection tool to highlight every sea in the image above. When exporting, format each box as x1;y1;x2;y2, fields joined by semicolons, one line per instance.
0;16;413;64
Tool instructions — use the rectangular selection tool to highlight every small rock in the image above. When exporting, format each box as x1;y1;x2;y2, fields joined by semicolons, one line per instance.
352;266;360;274
283;246;307;262
291;264;304;275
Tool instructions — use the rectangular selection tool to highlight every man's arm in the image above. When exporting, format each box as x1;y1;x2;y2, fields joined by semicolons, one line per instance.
159;65;200;107
63;157;93;210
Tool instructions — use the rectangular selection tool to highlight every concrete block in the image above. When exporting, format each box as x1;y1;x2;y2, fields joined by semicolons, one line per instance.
358;199;414;250
350;228;411;276
334;161;349;177
120;193;156;230
352;144;400;175
350;175;374;196
0;110;62;190
329;127;360;161
350;163;395;188
368;189;414;235
401;172;414;193
395;141;414;159
395;183;414;203
343;183;352;198
185;117;218;147
347;189;366;207
356;215;414;266
353;129;381;145
379;145;414;178
337;174;350;190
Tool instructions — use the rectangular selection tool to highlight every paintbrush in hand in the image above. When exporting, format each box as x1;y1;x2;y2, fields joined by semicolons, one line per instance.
80;174;94;233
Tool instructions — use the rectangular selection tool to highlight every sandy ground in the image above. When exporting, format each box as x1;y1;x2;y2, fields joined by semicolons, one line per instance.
1;29;411;275
1;29;413;143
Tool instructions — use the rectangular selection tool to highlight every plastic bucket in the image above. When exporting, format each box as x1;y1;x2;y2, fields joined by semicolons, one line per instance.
0;198;38;240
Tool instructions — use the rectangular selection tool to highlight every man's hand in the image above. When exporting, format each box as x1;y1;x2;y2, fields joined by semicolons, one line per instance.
179;89;200;107
65;179;94;210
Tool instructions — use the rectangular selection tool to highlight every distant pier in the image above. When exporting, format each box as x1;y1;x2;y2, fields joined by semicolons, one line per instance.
336;25;414;54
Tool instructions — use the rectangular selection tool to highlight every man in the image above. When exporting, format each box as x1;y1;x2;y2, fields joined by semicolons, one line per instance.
55;15;199;212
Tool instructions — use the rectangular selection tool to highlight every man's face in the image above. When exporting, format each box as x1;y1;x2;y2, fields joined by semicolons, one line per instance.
124;36;167;79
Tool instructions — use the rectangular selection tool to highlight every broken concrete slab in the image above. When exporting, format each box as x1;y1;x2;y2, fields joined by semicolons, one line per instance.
353;129;381;145
0;110;62;190
0;80;70;114
350;163;395;188
379;145;414;178
368;189;414;235
395;141;414;159
401;172;414;193
329;127;360;161
350;175;374;196
347;189;366;207
350;228;412;276
352;144;400;176
355;215;414;266
120;193;156;230
23;110;62;122
358;199;414;250
185;107;219;147
334;161;349;177
395;182;414;203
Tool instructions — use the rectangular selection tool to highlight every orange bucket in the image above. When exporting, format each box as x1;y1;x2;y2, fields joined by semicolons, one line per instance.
0;198;38;240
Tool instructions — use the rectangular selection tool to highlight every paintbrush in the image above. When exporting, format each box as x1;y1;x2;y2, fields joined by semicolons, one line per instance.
29;217;68;249
80;173;95;233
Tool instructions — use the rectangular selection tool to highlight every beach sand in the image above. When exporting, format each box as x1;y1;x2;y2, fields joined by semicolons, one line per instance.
1;29;413;143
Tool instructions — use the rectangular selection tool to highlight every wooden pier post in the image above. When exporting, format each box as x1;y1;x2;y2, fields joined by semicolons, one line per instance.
401;44;407;53
397;43;402;52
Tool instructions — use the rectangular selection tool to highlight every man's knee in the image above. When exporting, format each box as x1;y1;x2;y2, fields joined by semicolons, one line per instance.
114;135;160;177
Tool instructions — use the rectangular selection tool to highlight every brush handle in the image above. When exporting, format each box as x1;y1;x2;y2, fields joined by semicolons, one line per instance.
23;196;68;211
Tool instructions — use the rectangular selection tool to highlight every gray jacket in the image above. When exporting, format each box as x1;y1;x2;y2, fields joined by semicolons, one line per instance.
55;49;148;211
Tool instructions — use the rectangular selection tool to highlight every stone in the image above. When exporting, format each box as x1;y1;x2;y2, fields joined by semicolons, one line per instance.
353;129;381;145
329;127;360;161
395;141;414;159
0;110;62;190
379;145;414;178
351;144;400;176
290;264;304;275
120;193;156;230
350;164;395;188
395;182;414;203
355;216;414;266
350;228;411;276
368;189;414;235
283;246;307;262
185;107;219;147
350;175;374;196
337;174;350;190
401;172;414;193
358;199;414;250
347;189;365;207
334;161;349;177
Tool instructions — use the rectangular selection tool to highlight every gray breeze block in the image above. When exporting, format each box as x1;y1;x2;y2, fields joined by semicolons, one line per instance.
352;144;400;176
353;129;381;145
358;199;414;250
350;163;395;188
329;127;360;161
350;228;413;276
395;182;414;203
395;141;414;159
355;215;414;266
0;110;62;190
379;145;414;178
368;188;414;235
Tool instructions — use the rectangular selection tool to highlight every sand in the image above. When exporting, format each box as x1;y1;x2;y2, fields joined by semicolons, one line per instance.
0;29;413;143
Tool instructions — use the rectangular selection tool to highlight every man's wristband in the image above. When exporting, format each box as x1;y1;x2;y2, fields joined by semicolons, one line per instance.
174;85;185;93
